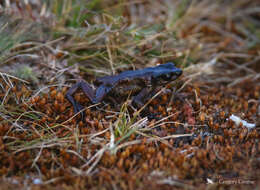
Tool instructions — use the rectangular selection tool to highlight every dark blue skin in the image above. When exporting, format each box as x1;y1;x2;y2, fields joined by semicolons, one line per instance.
66;62;182;116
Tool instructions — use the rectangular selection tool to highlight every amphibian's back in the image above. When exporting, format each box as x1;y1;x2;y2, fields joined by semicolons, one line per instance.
97;63;179;85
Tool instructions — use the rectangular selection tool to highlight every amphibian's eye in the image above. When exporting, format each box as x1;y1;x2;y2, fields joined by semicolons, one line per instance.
162;73;172;80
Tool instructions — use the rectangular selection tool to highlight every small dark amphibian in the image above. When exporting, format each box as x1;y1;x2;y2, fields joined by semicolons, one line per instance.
66;62;182;115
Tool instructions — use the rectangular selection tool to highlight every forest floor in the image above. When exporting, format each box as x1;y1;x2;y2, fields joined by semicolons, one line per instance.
0;1;259;189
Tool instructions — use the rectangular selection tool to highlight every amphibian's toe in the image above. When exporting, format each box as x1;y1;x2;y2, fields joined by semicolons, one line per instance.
74;103;85;120
73;102;83;113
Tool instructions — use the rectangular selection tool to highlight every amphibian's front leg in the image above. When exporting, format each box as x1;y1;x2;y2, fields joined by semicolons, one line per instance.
66;80;96;117
132;78;153;107
132;87;152;107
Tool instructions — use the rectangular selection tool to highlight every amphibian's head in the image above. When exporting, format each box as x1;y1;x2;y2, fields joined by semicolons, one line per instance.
152;62;182;84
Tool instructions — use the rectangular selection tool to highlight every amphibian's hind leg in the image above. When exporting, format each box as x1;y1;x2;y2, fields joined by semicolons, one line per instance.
95;85;113;103
66;80;96;119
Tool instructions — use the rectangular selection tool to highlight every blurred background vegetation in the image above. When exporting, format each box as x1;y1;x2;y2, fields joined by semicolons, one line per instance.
0;0;259;84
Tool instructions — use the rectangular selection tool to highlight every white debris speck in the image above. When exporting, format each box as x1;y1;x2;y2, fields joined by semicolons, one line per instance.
207;178;214;184
33;178;42;185
229;114;255;129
